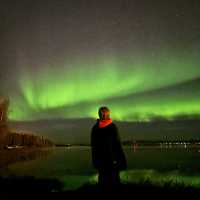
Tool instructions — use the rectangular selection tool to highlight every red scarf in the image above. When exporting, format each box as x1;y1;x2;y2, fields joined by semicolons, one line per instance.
97;118;113;128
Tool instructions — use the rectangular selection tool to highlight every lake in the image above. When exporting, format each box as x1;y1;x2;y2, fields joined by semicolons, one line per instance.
1;146;200;190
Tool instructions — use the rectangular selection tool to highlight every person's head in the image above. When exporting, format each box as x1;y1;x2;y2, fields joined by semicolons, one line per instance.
98;106;110;120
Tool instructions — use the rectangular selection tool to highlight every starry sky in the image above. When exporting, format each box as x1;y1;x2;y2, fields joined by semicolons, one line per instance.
1;0;200;122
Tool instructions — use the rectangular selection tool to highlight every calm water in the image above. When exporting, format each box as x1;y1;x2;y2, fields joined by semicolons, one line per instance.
1;146;200;189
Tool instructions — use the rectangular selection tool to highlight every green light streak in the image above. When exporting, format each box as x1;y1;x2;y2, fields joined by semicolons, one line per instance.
8;51;200;121
108;98;200;121
19;60;143;110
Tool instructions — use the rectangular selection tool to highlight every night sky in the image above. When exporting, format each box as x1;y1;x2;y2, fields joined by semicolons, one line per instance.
1;0;200;122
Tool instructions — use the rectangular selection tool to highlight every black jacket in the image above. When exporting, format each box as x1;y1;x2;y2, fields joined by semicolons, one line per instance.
91;122;127;171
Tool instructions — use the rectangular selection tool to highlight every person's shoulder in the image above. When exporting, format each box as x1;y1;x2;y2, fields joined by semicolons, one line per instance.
109;122;118;129
92;122;99;130
110;121;117;126
108;123;119;137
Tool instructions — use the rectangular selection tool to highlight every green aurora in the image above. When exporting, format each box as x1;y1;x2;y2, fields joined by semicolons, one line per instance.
8;51;200;121
1;0;200;122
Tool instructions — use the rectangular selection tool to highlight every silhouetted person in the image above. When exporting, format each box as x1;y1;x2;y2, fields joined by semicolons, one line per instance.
91;106;127;190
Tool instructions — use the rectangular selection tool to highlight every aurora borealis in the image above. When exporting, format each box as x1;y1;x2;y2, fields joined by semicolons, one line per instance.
1;0;200;122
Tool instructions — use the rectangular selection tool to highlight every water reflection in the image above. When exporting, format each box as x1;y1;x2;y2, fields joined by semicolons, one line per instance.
0;147;53;176
1;146;200;191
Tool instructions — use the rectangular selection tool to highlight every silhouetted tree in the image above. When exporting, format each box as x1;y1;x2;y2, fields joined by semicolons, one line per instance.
0;98;9;149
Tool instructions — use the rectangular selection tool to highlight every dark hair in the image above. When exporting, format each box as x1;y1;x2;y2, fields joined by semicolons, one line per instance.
98;106;110;119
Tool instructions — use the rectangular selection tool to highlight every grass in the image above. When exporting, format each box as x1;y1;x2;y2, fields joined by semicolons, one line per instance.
0;173;200;195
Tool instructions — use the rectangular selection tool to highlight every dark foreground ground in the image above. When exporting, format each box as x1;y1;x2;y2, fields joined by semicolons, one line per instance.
0;176;200;196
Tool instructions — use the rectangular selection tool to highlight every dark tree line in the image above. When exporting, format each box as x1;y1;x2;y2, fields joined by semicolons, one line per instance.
0;98;54;149
5;132;54;147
